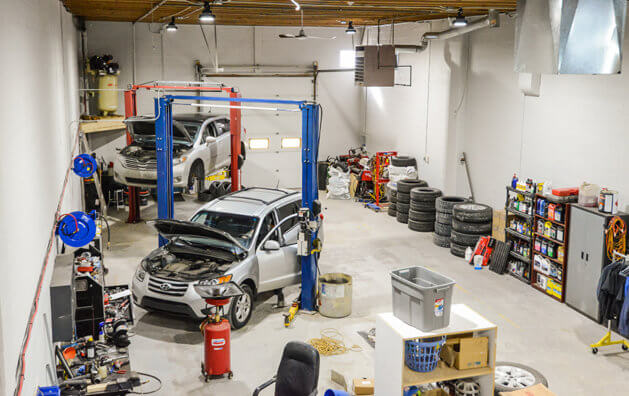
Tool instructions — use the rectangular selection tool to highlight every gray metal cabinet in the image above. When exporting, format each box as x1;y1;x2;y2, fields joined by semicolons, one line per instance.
566;205;629;321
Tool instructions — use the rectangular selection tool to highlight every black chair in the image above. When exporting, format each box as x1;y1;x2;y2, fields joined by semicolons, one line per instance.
253;341;320;396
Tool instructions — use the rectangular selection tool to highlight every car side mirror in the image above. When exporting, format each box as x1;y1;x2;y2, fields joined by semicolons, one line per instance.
263;240;280;251
205;136;216;144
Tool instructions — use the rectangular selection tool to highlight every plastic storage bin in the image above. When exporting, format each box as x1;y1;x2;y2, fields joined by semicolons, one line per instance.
391;266;455;331
37;387;60;396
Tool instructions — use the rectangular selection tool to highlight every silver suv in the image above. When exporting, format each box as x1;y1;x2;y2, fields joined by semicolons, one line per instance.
114;113;232;190
132;188;303;329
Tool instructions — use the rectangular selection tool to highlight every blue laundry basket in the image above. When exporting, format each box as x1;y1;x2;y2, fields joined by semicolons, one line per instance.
405;336;446;372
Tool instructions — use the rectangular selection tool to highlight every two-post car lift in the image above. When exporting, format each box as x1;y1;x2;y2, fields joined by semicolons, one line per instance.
155;94;321;311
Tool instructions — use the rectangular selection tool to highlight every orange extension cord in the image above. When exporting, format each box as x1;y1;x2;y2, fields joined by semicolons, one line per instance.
606;216;627;261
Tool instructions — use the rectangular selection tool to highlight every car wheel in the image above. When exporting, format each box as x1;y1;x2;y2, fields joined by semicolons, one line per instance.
188;161;204;197
494;362;548;394
230;284;254;329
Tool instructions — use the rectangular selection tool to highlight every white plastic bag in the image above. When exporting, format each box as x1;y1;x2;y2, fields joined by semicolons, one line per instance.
578;182;600;207
326;167;351;200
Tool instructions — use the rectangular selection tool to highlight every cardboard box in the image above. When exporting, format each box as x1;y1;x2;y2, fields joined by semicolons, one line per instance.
349;174;359;197
493;209;506;242
353;378;374;395
499;384;557;396
440;336;488;370
422;389;449;396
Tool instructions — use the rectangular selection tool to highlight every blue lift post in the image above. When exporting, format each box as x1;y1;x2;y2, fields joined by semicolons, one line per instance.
155;95;320;311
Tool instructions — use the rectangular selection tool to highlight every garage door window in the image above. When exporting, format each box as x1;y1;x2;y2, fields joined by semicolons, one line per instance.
249;138;270;150
281;137;301;149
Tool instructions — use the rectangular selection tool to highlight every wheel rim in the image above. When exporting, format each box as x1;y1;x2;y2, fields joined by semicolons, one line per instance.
495;365;537;389
235;293;251;322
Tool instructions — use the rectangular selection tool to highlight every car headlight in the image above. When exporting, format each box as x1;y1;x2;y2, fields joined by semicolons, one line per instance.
135;267;146;282
199;274;232;286
173;156;187;165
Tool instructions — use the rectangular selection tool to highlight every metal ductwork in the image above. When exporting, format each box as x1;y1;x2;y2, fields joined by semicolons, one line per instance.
515;0;627;75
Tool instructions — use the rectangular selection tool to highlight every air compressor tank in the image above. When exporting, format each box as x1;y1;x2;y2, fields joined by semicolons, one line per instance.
97;74;118;115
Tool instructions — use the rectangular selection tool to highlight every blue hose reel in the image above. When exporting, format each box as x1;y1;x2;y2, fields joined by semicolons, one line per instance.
72;154;98;178
56;210;97;247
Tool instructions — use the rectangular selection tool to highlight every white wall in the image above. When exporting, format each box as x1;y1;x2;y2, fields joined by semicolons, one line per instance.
86;22;363;187
462;15;629;209
0;1;81;395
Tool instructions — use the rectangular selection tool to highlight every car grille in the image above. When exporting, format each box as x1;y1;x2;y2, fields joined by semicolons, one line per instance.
122;156;157;170
141;296;197;317
148;277;189;297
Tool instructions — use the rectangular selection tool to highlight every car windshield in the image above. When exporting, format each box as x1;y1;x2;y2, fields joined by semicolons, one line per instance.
190;211;259;248
182;122;201;140
129;120;191;146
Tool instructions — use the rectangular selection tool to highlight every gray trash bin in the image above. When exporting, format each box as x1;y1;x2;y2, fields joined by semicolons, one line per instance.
391;266;455;331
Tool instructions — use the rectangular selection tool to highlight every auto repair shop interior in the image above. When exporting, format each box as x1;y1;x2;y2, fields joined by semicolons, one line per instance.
4;1;629;396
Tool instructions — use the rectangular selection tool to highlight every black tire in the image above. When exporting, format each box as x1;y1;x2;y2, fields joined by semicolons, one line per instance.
208;181;220;197
391;155;417;167
409;209;436;222
230;284;254;329
397;179;429;194
396;212;409;224
198;190;214;202
435;196;469;214
219;181;232;196
453;203;493;223
387;206;397;217
396;202;410;214
436;212;452;224
391;195;397;204
433;233;451;248
188;161;204;197
434;222;452;237
451;229;483;246
410;200;436;212
408;219;434;232
410;187;442;202
452;219;492;234
450;242;468;257
397;192;411;204
494;362;548;394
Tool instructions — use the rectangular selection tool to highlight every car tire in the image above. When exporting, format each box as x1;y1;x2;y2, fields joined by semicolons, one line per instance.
450;242;468;258
396;211;409;224
390;195;397;204
435;196;469;214
219;181;232;196
451;230;483;246
397;192;411;204
433;233;451;248
494;362;548;395
452;219;492;234
436;212;452;224
434;222;452;237
410;187;442;202
410;200;436;212
397;179;429;194
387;205;397;217
453;203;493;223
230;283;254;330
396;202;410;214
409;209;436;222
391;155;417;167
188;161;205;198
408;219;434;232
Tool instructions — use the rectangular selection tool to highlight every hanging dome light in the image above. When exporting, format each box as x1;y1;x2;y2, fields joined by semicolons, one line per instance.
199;2;216;23
166;17;178;32
453;8;468;27
345;21;356;35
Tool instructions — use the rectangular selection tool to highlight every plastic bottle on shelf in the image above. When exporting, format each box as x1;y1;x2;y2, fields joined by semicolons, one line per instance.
555;206;563;223
512;174;518;188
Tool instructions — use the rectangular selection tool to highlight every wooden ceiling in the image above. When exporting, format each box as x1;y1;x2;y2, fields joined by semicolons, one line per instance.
63;0;516;27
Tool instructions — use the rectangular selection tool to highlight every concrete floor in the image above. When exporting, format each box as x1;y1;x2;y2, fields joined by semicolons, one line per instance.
104;195;629;395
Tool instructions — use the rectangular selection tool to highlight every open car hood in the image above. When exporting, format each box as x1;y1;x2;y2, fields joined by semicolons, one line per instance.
124;116;193;143
150;219;246;251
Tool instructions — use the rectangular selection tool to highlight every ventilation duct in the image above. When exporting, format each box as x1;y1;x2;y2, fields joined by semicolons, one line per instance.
515;0;627;75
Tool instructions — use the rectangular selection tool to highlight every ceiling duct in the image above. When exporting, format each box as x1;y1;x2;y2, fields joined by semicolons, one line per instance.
515;0;627;75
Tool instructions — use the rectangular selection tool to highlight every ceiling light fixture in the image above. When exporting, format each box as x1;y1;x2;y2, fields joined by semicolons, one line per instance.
453;8;468;27
199;2;215;23
345;21;356;35
290;0;300;11
166;17;178;32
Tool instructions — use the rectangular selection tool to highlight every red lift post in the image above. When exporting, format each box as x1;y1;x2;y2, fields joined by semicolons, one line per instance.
123;83;242;223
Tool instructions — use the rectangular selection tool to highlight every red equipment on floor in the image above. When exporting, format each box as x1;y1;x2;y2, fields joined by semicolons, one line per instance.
194;282;244;382
469;236;494;266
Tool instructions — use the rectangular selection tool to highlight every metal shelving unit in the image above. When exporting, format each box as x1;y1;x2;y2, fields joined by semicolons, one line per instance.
504;186;534;283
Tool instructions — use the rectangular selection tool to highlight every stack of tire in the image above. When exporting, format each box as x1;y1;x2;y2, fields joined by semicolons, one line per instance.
396;179;428;224
450;203;493;258
390;155;417;168
199;180;232;202
408;187;442;232
433;196;469;249
387;184;397;217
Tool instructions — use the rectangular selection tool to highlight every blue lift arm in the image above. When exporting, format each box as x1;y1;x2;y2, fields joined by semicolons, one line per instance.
155;95;320;311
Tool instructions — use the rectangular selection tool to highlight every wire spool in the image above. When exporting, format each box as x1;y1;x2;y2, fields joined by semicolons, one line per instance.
605;216;627;261
308;328;362;356
72;154;98;178
56;211;97;247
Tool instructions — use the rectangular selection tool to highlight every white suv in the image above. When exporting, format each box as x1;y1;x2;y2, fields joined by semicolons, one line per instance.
114;113;233;190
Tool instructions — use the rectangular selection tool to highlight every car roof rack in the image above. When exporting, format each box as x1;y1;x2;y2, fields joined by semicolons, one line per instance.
216;187;299;206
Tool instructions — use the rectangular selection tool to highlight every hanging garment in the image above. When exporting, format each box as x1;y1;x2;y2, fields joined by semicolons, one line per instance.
618;278;629;337
597;261;625;323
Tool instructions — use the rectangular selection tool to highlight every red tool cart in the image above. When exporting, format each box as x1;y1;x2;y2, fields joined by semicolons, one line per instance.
374;151;397;207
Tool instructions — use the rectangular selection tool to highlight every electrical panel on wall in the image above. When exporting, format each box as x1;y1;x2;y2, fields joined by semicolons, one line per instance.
354;45;396;87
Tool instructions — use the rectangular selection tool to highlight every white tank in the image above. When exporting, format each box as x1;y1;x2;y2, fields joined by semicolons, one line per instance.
97;74;118;115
